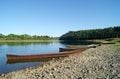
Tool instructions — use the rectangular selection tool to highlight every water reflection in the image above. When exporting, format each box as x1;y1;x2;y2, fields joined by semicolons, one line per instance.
60;40;100;45
0;41;66;74
0;42;52;46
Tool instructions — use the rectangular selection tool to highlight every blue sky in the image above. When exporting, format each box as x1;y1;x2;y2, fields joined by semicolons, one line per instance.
0;0;120;37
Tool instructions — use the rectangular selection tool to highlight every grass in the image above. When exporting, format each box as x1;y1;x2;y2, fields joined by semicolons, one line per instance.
88;38;120;52
87;38;120;47
107;38;120;47
114;42;120;46
87;39;108;43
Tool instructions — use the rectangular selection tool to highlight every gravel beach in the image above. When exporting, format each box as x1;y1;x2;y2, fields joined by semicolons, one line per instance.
0;45;120;79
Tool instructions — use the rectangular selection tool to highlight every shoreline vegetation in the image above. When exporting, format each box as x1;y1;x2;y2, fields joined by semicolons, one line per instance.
0;45;119;79
0;34;58;40
59;26;120;40
0;40;59;42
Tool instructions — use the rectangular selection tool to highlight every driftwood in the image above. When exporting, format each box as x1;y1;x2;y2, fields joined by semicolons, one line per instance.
101;42;115;44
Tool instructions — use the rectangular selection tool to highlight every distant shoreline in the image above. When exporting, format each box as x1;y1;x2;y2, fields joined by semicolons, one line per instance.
0;40;59;42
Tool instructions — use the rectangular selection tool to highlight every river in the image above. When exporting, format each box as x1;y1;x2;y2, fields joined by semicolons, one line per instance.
0;41;66;74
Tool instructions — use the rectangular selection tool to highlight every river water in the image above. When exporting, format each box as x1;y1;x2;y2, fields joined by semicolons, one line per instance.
0;41;66;74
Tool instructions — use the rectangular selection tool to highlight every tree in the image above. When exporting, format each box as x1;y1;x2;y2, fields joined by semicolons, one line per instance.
59;26;120;40
0;33;5;39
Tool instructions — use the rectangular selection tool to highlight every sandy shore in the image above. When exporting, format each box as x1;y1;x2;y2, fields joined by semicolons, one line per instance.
0;45;120;79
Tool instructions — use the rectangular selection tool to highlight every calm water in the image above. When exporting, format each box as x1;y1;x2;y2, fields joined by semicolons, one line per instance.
0;41;66;74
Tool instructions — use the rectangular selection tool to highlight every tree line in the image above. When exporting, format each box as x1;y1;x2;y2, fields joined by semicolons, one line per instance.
0;34;56;40
59;26;120;40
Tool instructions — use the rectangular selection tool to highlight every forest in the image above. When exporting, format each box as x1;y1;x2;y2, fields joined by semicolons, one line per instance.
59;26;120;40
0;34;55;40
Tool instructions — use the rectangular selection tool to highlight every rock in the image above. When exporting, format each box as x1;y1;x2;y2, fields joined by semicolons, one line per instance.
1;74;5;77
51;68;57;71
110;64;114;67
45;70;49;74
77;77;82;79
64;66;70;69
41;75;45;78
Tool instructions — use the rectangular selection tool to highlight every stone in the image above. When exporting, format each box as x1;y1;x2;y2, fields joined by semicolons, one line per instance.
77;77;82;79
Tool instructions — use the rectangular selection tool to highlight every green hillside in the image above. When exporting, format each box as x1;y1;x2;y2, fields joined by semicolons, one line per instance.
59;26;120;40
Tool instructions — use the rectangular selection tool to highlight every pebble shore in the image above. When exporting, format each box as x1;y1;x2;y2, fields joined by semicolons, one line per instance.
0;45;120;79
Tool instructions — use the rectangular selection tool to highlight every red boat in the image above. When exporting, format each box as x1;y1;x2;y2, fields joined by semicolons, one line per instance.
6;49;83;64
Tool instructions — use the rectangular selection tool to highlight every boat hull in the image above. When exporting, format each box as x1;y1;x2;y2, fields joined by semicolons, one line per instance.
6;49;82;64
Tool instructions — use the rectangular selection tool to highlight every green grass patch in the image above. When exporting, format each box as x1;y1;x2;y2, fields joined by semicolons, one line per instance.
87;39;111;43
114;42;120;46
107;38;120;42
96;38;120;44
107;38;120;47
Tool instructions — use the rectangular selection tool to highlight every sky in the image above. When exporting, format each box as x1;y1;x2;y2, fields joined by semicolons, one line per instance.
0;0;120;37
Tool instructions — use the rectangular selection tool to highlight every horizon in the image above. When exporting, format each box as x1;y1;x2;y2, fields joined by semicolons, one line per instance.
0;0;120;37
0;26;119;37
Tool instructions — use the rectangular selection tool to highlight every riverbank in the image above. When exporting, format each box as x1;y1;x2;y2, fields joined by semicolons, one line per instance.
0;40;59;42
0;45;120;79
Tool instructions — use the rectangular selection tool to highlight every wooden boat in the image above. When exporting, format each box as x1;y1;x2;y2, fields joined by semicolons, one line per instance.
6;49;82;62
7;57;54;64
59;48;77;52
59;47;88;52
67;44;101;49
59;44;99;52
